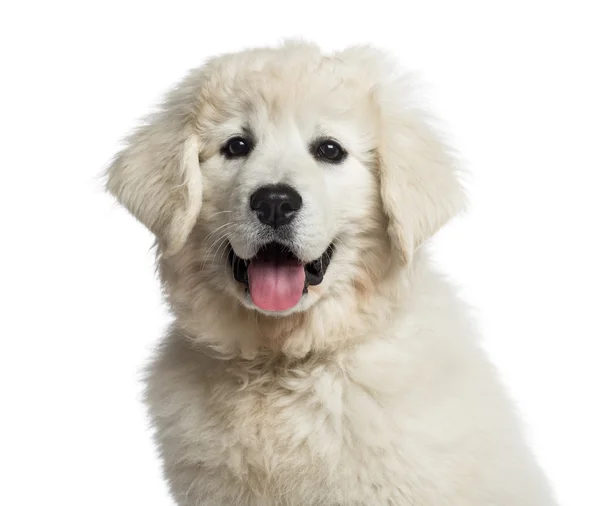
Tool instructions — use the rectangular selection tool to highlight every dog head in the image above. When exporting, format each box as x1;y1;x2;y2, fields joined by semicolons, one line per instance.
106;42;464;354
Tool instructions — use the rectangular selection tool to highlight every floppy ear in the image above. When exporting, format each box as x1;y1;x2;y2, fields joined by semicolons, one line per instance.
105;83;203;256
375;77;466;264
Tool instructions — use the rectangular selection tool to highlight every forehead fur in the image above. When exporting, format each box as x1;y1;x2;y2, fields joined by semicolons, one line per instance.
187;43;380;146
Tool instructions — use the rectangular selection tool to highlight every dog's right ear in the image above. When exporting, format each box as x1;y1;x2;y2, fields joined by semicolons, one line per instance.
105;80;203;256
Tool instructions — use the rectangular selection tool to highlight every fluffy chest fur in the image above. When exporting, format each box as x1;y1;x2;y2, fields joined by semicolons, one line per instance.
145;316;553;506
147;339;423;505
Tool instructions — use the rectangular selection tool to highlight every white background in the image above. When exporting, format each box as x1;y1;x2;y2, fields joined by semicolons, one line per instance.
1;1;599;505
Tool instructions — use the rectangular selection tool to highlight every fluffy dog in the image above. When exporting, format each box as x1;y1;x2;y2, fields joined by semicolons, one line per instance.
106;41;556;505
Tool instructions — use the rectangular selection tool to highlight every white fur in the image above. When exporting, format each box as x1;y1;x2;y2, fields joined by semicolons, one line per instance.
106;41;557;505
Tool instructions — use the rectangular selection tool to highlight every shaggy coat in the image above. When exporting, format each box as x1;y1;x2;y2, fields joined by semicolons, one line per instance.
107;41;556;505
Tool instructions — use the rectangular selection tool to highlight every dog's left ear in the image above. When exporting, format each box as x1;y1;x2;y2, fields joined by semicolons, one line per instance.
105;78;203;256
374;75;466;264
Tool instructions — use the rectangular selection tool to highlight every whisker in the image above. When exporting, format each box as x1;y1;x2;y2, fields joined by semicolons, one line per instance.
200;223;245;270
201;221;235;248
203;210;233;221
216;224;246;264
201;231;233;268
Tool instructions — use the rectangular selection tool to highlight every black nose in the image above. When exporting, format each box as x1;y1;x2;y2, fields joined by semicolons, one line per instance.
249;184;303;229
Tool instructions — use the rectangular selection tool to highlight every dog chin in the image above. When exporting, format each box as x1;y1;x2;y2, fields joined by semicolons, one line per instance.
227;241;334;315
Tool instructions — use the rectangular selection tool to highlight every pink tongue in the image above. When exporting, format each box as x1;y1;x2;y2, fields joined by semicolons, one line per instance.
247;260;305;311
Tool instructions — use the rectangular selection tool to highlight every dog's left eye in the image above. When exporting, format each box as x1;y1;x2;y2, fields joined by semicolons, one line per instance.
222;137;252;159
314;139;346;163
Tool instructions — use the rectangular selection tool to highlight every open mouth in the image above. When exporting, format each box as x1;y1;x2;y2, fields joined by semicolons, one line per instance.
228;242;335;312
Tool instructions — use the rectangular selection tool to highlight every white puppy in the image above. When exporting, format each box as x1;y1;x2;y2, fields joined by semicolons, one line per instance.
107;41;557;505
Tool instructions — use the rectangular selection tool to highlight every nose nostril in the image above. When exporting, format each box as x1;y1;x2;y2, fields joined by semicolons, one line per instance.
250;195;261;211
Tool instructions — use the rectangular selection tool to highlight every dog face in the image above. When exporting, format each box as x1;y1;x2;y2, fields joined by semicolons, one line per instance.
107;42;464;332
195;64;383;315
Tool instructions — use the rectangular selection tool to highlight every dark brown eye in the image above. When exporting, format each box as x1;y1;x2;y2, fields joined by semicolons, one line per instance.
315;139;346;163
223;137;252;158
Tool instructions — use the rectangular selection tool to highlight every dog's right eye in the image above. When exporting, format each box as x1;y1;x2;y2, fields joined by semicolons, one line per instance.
222;137;252;159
